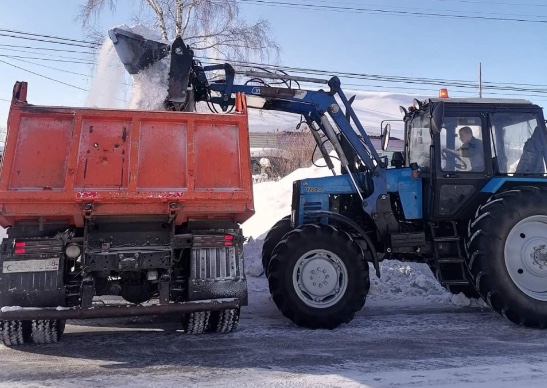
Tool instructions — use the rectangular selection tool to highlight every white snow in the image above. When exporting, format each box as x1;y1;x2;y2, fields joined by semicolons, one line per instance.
85;38;126;109
0;306;23;313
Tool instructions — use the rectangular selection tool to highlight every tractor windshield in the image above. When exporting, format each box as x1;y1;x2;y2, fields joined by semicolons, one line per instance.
490;112;546;174
406;111;432;170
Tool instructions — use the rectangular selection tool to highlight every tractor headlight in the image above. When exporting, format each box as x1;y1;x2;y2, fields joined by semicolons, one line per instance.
65;243;82;259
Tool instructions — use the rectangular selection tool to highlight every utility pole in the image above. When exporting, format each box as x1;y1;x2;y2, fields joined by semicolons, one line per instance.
479;62;482;98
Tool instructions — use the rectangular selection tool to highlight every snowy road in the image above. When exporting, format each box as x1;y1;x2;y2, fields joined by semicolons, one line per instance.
1;276;547;387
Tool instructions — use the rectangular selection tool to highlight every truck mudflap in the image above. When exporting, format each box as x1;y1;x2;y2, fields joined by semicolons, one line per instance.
0;298;239;321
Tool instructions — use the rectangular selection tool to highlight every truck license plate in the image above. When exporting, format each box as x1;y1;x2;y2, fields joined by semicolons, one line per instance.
2;258;60;273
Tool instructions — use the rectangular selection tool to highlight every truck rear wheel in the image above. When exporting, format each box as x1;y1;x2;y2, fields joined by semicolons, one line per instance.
0;320;31;346
30;319;64;344
181;311;211;334
262;215;292;276
208;309;240;333
466;187;547;328
267;224;369;329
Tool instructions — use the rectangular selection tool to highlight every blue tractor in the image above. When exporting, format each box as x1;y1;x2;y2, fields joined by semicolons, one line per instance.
112;29;547;330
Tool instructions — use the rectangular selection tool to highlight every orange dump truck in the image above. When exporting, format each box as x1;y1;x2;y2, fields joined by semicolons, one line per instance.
0;82;254;345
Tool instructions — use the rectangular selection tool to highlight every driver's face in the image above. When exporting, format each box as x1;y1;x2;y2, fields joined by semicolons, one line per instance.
459;130;472;144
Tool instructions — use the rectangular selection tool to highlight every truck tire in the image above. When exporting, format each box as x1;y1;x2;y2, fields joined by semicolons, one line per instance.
466;187;547;328
181;311;211;334
262;215;292;276
208;309;240;333
267;224;370;329
31;319;64;344
0;320;31;346
428;263;480;298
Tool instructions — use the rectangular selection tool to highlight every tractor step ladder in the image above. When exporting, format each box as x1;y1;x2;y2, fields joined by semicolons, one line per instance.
429;221;470;286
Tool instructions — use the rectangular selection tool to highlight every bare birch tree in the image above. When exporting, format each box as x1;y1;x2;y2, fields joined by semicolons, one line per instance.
78;0;279;61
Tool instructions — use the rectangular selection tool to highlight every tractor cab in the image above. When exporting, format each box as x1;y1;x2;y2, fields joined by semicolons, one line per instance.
402;95;547;220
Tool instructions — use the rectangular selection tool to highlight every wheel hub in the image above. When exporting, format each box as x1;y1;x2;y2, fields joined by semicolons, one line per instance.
505;215;547;300
293;249;348;308
301;258;338;297
530;244;547;272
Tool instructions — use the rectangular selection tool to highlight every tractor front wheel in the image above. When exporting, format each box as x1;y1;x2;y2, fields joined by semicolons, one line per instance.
267;224;370;329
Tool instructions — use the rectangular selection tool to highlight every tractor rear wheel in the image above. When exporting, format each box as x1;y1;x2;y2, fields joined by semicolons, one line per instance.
466;187;547;328
261;215;292;276
267;224;369;329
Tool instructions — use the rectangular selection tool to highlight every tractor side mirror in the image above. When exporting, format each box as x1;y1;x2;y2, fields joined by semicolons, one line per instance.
381;123;391;151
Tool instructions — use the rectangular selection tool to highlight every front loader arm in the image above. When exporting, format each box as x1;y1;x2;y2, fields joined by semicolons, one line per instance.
109;27;384;177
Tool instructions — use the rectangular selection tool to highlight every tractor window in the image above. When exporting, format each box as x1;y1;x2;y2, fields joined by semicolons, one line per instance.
490;112;544;174
407;113;432;170
440;116;484;172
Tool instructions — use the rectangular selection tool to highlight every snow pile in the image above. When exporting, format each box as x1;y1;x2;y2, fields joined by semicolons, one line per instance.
369;260;447;299
242;161;338;240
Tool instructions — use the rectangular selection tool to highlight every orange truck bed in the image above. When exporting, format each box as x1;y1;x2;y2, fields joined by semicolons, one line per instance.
0;82;254;227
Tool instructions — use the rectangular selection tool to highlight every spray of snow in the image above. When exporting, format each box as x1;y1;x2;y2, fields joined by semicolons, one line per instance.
86;38;126;108
129;60;170;110
87;24;170;111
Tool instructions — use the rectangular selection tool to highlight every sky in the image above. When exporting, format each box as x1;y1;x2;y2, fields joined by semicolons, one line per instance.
1;0;546;133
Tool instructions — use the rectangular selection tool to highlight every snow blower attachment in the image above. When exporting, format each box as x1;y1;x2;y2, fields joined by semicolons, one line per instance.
109;27;198;111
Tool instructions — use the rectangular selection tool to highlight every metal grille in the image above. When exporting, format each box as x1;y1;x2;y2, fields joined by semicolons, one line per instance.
190;246;240;280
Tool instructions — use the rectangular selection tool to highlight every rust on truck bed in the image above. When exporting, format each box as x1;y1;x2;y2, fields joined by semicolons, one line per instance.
0;82;254;227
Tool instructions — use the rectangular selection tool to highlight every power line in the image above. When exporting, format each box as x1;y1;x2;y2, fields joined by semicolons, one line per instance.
4;29;547;95
6;57;96;78
0;43;95;55
238;0;547;23
298;0;546;18
0;47;95;61
6;56;134;88
0;59;130;104
198;56;547;95
421;0;547;8
0;58;89;92
0;29;100;47
2;29;546;105
0;33;98;49
0;53;94;65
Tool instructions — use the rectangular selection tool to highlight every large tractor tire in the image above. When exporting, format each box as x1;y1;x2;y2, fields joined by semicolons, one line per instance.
261;215;292;276
428;263;480;299
267;224;370;329
466;186;547;328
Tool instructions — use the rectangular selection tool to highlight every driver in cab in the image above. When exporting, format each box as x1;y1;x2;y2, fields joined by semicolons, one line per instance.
443;126;484;171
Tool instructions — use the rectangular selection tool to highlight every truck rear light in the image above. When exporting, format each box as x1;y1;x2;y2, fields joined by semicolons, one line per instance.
224;235;234;246
14;241;25;254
